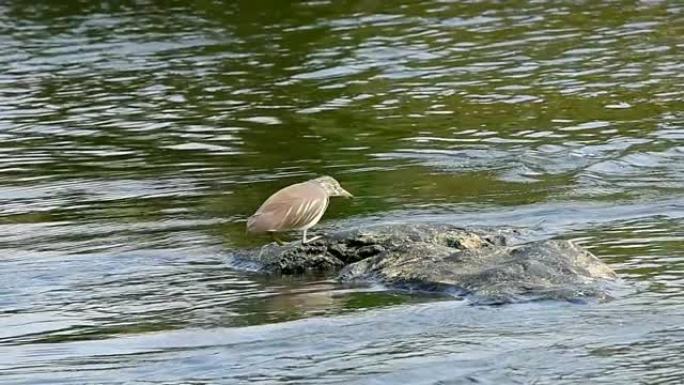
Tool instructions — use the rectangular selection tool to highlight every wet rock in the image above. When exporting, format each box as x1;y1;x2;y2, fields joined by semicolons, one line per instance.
235;223;617;303
339;238;617;304
244;243;345;275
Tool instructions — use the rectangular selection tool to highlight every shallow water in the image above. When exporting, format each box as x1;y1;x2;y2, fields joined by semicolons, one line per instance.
1;1;683;384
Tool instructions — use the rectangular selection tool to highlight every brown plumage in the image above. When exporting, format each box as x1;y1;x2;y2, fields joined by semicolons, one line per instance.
247;176;353;244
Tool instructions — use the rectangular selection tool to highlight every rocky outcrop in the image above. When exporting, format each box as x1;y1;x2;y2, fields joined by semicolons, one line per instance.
234;223;617;303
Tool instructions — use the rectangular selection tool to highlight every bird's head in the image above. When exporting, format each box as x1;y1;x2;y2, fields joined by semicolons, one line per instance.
312;176;353;198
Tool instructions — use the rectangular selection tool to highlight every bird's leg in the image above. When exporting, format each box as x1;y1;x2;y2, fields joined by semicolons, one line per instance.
301;229;321;245
270;232;286;246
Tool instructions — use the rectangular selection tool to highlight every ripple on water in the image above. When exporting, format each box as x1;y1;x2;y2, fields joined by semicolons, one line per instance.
1;1;683;384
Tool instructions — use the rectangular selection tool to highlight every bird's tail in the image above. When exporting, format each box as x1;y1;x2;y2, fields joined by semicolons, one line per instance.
245;213;261;234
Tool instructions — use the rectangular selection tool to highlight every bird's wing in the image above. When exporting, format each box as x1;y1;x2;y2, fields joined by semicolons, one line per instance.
247;182;328;233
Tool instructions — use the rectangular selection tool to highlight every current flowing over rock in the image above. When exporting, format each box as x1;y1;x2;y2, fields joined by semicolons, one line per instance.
236;224;617;304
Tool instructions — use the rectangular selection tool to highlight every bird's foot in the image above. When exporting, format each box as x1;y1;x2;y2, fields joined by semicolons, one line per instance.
301;235;322;245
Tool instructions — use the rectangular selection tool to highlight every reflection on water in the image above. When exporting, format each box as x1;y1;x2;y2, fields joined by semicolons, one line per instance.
1;0;683;384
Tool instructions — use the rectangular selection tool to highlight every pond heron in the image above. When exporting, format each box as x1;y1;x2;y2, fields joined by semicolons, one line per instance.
247;176;353;245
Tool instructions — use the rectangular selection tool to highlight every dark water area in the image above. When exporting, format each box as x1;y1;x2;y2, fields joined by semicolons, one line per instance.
1;0;683;383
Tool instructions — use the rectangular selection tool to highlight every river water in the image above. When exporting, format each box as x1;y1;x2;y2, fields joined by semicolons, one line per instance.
1;1;683;384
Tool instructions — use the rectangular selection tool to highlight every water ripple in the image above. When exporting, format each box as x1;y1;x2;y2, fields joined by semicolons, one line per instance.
1;1;683;384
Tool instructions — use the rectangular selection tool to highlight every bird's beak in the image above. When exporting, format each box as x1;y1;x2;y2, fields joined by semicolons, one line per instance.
340;188;354;199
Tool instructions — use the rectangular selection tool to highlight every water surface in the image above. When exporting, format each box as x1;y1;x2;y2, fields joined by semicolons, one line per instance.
1;1;683;384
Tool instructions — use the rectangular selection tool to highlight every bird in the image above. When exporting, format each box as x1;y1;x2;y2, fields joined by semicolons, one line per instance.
247;176;353;245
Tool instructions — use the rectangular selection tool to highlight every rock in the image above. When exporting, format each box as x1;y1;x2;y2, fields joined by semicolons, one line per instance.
339;238;616;304
241;243;345;275
235;223;617;303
